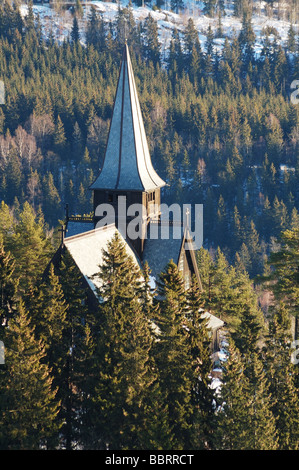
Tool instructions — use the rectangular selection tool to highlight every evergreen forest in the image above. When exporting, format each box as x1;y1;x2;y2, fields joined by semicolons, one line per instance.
0;0;298;450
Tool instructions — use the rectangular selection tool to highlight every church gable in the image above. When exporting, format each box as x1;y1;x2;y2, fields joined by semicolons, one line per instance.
63;223;141;296
48;41;223;349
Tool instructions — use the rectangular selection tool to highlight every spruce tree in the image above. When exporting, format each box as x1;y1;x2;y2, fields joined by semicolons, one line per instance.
263;303;299;450
238;10;255;67
186;276;216;449
29;264;68;355
153;260;193;449
71;15;80;44
143;14;160;66
183;18;202;77
42;172;61;226
92;233;158;449
54;249;93;450
53;115;66;155
0;239;18;330
8;202;53;294
215;338;251;450
265;229;299;340
232;303;263;359
85;6;102;48
0;301;61;449
246;352;278;450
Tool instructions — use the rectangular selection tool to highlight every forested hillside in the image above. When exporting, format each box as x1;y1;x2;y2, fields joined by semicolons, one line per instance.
0;0;298;275
0;0;298;451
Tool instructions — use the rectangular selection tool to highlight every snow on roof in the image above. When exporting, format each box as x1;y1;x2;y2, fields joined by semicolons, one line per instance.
64;223;140;295
201;310;224;330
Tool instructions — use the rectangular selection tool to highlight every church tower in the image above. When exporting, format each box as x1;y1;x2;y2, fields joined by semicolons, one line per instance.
90;43;166;257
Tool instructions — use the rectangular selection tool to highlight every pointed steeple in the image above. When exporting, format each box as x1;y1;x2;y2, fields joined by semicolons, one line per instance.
90;43;165;192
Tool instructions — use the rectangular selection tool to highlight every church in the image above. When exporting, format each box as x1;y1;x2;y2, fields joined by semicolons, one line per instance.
51;43;223;353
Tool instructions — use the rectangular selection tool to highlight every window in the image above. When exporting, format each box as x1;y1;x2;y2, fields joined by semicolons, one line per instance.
148;192;155;202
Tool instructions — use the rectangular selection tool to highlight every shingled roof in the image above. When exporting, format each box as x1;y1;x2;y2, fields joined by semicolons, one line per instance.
63;224;141;295
90;43;166;192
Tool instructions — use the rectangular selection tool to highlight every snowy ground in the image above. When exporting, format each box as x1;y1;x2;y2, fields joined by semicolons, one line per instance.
20;1;298;54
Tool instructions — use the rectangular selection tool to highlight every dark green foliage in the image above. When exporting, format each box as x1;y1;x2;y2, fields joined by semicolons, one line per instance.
263;229;299;339
186;277;216;449
153;262;201;449
262;303;299;449
154;282;192;448
91;233;160;450
0;240;18;330
215;338;252;449
0;1;297;451
71;16;80;44
0;301;61;449
0;2;296;275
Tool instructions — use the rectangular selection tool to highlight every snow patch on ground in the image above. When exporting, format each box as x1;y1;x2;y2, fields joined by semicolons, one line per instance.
20;1;298;52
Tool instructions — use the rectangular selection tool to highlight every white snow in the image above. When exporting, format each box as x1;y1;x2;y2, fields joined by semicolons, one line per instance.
20;1;298;52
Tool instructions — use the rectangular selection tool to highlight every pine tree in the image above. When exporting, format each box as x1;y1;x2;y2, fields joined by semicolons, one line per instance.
33;247;94;449
0;301;61;449
263;303;299;449
246;352;278;450
8;202;53;294
183;18;202;77
5;150;23;203
25;0;35;32
186;277;216;449
167;28;183;75
203;0;217;16
72;121;84;162
245;219;262;276
203;247;232;320
53;115;66;155
171;0;184;13
205;25;214;57
265;229;299;340
265;114;284;164
272;45;288;93
0;239;18;330
232;302;263;358
287;24;296;52
85;6;106;49
29;264;68;369
71;15;80;44
238;10;255;67
92;233;158;449
143;14;160;66
215;195;229;247
215;338;251;449
42;172;61;226
55;249;95;449
153;260;193;449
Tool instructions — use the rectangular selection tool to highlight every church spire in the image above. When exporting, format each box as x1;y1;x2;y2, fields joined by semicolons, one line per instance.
90;43;165;192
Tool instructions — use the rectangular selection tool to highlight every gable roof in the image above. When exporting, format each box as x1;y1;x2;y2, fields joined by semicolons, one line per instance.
90;43;165;192
63;223;141;296
142;221;201;288
142;222;183;281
